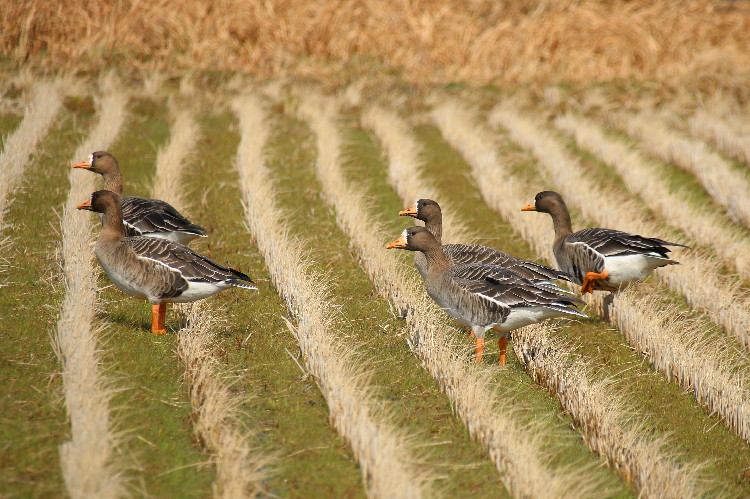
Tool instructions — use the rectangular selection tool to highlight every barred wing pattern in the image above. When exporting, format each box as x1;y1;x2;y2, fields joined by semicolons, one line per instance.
126;236;255;288
121;196;207;240
445;243;571;281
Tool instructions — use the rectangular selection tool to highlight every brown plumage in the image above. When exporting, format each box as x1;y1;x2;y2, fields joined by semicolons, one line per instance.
77;190;255;334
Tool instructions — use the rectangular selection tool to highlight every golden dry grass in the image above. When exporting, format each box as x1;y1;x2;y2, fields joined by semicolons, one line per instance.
3;1;750;90
296;90;603;498
234;92;431;498
55;76;128;498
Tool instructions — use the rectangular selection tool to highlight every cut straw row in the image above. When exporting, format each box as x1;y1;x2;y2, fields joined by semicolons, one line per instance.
370;100;702;496
616;111;750;229
429;99;750;447
55;77;127;499
148;104;269;498
0;79;65;234
688;109;750;166
491;103;750;350
233;93;429;499
296;90;600;499
554;112;750;281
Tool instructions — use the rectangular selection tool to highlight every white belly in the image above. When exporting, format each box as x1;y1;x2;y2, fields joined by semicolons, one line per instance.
170;280;228;303
493;306;564;333
604;253;668;287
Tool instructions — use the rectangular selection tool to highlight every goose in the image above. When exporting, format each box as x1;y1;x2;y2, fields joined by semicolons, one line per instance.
521;191;688;295
400;198;571;284
77;190;256;335
386;226;586;364
73;151;207;244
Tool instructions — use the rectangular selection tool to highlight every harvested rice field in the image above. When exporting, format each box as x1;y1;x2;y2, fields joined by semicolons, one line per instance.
2;1;750;497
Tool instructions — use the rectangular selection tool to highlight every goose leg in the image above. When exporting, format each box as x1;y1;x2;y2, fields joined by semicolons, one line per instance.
151;304;166;335
475;338;485;364
498;337;507;366
581;269;609;294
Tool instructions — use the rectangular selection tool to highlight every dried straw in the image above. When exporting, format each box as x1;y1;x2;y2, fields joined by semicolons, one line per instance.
234;92;430;498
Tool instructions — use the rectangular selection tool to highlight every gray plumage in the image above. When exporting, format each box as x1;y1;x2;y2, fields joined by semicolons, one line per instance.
388;226;586;339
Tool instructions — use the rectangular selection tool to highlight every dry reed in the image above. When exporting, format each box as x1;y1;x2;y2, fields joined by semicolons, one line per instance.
234;92;429;498
297;90;599;498
554;113;750;281
3;1;750;89
55;76;127;498
617;111;750;229
0;79;65;234
147;102;269;498
491;103;750;350
431;99;711;494
444;99;750;445
688;109;750;166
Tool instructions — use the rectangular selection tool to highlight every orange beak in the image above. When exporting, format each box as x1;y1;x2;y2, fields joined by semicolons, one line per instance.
77;201;93;210
521;204;536;211
385;235;408;249
72;160;92;169
399;205;418;217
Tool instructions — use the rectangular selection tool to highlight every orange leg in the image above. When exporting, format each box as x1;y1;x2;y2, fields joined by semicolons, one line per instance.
151;304;167;335
475;338;485;364
498;337;507;366
580;269;609;294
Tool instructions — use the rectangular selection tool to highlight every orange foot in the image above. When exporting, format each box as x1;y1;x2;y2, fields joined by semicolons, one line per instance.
475;337;485;364
151;303;168;335
498;337;507;366
580;270;609;294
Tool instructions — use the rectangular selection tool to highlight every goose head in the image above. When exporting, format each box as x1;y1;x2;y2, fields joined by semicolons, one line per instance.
521;190;567;214
77;189;119;213
399;198;442;223
72;151;120;176
385;226;439;252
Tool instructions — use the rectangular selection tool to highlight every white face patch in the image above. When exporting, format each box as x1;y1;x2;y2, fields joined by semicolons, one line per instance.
401;228;410;241
88;153;94;165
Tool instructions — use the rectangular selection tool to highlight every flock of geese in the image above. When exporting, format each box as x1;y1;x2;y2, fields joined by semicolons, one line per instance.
74;151;687;362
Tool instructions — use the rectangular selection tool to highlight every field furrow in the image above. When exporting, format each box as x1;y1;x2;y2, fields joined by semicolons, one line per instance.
234;92;434;498
616;111;750;229
145;102;270;497
424;99;750;491
295;90;608;499
490;102;750;352
419;100;708;496
55;78;127;498
0;79;65;235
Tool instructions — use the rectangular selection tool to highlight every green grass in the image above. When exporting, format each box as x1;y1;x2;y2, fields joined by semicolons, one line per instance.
0;113;23;139
267;111;508;496
5;75;750;497
0;108;82;495
411;119;750;496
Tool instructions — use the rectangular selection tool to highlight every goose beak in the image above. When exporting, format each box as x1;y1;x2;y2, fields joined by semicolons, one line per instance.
399;205;418;217
72;160;92;169
385;235;408;249
77;201;93;210
521;204;536;211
